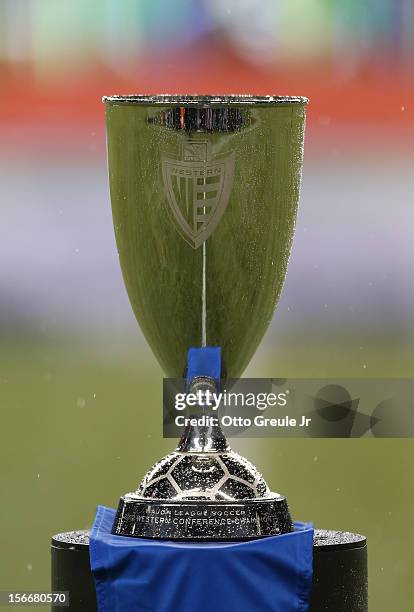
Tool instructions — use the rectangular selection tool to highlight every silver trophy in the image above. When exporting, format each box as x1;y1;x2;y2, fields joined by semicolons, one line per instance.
103;95;308;539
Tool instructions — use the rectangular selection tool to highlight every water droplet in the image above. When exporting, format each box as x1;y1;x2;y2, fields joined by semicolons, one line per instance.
27;563;33;571
77;397;86;408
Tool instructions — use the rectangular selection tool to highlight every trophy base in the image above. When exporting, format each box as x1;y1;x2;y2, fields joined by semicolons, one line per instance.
112;492;292;540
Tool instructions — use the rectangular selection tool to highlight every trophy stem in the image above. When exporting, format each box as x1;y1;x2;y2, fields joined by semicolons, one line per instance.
177;375;230;453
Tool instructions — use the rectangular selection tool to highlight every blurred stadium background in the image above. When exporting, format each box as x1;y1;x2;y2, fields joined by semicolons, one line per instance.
0;1;413;610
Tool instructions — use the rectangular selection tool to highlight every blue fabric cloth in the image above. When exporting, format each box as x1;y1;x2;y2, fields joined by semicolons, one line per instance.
90;506;313;612
186;346;222;388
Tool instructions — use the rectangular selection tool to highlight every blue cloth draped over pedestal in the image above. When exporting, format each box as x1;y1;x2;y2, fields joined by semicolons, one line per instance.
90;506;313;612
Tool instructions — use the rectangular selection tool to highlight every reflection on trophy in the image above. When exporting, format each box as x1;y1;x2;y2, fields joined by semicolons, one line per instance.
103;95;307;540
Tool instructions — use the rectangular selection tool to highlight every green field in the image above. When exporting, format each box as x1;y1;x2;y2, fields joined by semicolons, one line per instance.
0;335;413;611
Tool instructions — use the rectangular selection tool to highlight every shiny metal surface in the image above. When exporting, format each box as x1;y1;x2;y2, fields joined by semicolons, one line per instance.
104;94;307;539
102;94;309;105
111;370;293;539
138;449;269;501
104;96;307;377
177;377;229;453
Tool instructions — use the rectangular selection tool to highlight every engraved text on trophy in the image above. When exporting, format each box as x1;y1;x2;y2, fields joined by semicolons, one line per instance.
162;142;235;249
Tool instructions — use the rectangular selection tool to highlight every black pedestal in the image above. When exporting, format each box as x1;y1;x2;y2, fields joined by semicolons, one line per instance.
51;529;367;611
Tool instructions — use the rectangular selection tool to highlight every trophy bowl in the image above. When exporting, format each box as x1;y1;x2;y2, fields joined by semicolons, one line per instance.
103;94;308;540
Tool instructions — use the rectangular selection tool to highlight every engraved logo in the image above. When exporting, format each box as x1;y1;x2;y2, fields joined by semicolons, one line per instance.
162;141;235;249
